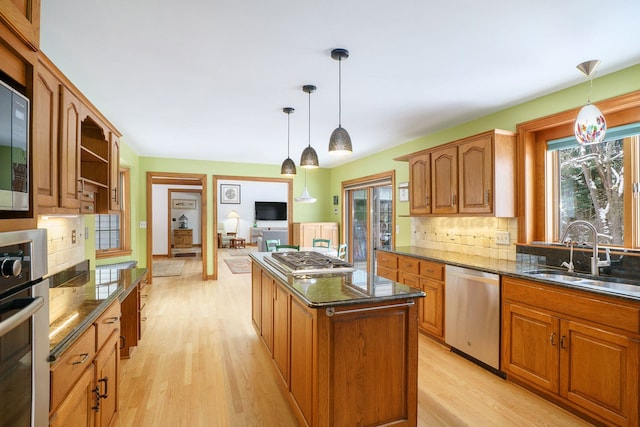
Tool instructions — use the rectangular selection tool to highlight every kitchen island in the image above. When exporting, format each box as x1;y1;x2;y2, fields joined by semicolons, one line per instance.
250;252;425;427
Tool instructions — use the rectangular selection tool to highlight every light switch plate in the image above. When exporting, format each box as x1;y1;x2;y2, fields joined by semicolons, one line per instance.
140;221;147;229
496;231;510;245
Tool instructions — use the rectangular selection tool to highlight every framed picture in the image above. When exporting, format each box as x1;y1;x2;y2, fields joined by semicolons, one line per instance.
172;199;197;209
398;182;409;202
221;184;241;204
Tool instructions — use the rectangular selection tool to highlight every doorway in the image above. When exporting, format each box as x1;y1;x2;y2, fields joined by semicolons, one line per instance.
343;172;394;272
146;172;208;282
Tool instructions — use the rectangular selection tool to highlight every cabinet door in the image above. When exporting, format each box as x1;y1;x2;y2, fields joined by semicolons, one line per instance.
320;223;339;248
59;86;82;210
560;319;639;426
109;137;121;212
95;333;119;427
501;302;559;393
409;154;430;215
458;136;492;214
289;298;315;427
260;271;274;352
273;283;289;385
302;223;322;247
251;263;262;331
50;364;96;427
431;146;457;214
419;278;444;338
33;59;60;209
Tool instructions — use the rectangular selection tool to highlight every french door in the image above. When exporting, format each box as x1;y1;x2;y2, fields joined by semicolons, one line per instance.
343;173;394;272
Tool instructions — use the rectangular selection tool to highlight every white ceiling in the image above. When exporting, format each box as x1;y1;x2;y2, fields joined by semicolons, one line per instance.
39;0;640;169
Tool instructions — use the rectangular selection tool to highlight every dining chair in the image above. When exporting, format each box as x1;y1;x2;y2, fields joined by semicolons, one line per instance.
312;238;331;249
266;239;280;252
337;243;347;260
275;244;300;252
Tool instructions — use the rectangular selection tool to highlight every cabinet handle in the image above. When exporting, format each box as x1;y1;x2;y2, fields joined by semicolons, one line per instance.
120;335;126;350
92;386;101;412
112;186;118;203
451;195;456;206
105;316;119;324
486;189;491;205
549;332;556;346
560;335;567;349
98;377;109;399
72;353;89;365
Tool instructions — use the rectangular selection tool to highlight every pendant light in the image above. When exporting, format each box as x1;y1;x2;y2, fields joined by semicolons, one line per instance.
294;169;317;203
574;60;607;145
300;85;319;168
328;48;352;155
280;107;297;176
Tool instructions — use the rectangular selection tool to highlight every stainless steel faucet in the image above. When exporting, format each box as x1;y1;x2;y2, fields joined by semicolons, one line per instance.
559;220;610;276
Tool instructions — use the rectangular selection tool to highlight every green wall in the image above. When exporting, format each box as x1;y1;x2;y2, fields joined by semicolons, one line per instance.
116;63;640;274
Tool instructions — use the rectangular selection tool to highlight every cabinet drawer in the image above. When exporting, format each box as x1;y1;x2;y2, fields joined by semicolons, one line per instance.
420;260;444;281
50;326;96;411
377;266;397;282
80;201;95;214
503;277;640;334
398;256;420;274
95;301;121;352
376;251;398;269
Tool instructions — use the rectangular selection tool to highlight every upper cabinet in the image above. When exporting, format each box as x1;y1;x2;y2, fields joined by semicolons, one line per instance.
33;53;121;215
398;129;516;217
0;0;41;50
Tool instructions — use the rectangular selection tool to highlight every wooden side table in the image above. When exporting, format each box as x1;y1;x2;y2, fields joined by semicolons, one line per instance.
174;229;193;248
230;238;246;249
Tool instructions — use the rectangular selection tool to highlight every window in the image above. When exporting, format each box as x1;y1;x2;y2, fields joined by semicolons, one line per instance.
96;168;131;258
548;124;639;246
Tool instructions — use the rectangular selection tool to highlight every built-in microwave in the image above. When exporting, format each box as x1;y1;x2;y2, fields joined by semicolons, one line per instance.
0;79;29;211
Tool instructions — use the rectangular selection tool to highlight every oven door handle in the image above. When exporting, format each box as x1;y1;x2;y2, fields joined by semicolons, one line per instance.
0;296;44;338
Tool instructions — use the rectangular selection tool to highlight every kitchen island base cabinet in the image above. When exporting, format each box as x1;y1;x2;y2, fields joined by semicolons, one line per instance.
502;277;639;427
253;261;419;427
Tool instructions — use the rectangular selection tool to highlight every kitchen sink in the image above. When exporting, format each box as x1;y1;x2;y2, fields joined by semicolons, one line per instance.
523;269;640;296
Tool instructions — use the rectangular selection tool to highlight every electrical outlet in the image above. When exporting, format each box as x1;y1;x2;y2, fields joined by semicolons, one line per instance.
71;229;77;244
448;229;456;240
496;231;510;245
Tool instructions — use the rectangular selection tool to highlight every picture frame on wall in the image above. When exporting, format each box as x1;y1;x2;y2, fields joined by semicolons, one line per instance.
221;184;241;204
172;199;197;209
398;182;409;202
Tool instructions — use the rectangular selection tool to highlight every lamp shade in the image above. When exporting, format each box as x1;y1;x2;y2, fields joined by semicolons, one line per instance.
300;146;319;169
280;157;296;175
328;126;352;154
294;186;317;203
227;210;240;219
574;103;607;145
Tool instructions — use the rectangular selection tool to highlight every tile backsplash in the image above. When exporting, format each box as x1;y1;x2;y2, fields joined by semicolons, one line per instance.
411;216;518;260
37;216;86;276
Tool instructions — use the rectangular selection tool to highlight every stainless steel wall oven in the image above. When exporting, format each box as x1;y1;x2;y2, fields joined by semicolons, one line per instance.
0;229;48;427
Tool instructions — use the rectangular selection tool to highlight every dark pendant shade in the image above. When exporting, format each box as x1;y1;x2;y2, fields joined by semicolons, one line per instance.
280;157;296;176
300;146;319;169
328;126;352;154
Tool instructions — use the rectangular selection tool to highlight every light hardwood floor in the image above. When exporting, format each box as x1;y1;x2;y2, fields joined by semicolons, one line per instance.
118;255;594;427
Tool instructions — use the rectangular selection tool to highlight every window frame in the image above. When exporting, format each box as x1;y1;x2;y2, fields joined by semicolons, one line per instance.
516;90;640;249
96;168;132;259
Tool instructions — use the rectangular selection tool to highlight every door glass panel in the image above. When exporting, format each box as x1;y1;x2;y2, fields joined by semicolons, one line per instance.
350;189;368;271
374;185;393;251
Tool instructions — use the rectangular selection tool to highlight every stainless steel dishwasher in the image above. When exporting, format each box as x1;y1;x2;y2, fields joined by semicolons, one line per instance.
445;265;500;372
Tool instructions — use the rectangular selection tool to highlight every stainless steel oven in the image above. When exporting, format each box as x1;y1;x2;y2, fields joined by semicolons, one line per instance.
0;229;48;427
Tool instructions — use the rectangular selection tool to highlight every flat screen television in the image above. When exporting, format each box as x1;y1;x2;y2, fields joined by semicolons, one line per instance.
255;201;287;221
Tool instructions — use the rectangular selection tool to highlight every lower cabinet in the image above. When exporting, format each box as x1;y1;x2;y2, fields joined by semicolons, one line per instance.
50;300;121;427
377;251;445;340
502;277;639;426
253;261;418;427
120;273;149;358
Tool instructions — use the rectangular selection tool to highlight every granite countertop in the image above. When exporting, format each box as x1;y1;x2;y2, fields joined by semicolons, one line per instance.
250;252;425;308
48;267;147;362
383;246;640;302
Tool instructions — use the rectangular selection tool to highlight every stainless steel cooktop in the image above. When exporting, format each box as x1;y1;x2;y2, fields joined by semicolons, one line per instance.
264;251;355;275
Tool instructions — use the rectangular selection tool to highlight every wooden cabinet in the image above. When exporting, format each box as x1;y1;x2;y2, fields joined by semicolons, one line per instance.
173;229;193;248
108;137;121;212
272;282;290;385
398;129;516;217
59;85;83;210
252;261;419;427
138;274;149;340
50;300;121;427
431;145;458;214
376;251;445;340
292;222;339;248
409;154;430;215
502;277;639;426
251;262;262;331
120;274;147;361
0;0;41;50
